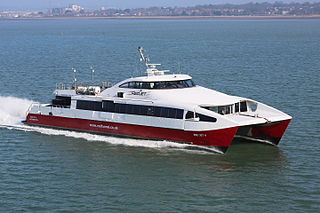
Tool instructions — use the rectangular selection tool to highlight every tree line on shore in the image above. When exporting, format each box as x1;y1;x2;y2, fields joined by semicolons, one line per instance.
93;2;320;16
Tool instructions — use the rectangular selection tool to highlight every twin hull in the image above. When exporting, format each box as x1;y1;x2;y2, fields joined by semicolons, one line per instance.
25;105;290;153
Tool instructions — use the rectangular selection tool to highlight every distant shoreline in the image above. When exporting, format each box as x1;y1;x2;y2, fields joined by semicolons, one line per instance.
1;15;320;21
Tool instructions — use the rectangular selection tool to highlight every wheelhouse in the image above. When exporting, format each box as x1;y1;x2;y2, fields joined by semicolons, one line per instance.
119;79;196;90
201;101;258;115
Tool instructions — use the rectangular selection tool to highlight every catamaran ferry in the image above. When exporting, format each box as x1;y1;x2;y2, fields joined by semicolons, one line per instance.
25;47;291;153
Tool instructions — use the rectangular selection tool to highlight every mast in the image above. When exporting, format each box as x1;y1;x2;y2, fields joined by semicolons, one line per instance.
137;46;169;76
90;66;95;82
72;67;77;89
138;46;149;68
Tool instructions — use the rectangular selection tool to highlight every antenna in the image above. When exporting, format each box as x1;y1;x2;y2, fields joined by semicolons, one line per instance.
90;66;95;82
137;46;169;77
138;46;149;68
72;67;77;89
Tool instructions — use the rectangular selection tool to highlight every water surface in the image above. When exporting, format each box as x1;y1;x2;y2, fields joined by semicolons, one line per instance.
0;19;319;212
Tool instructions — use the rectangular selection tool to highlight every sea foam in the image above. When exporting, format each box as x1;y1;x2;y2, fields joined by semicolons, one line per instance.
0;96;34;125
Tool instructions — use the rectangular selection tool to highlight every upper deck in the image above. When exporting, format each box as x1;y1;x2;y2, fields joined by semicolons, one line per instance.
55;80;111;97
122;74;192;82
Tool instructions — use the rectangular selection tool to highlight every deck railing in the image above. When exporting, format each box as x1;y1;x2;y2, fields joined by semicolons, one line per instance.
55;81;112;90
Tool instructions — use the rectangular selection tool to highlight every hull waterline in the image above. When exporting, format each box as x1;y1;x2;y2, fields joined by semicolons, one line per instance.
25;113;239;153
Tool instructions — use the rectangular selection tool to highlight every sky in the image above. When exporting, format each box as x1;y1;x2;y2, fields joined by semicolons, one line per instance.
0;0;318;11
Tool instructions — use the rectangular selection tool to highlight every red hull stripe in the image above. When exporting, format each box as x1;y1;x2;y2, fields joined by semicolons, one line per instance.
252;119;291;139
26;113;238;147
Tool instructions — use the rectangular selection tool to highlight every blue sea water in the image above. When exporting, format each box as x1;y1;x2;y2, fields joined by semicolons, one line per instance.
0;18;319;212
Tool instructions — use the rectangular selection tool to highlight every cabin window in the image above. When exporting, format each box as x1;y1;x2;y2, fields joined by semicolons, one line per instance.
114;103;126;113
168;108;177;118
126;104;133;114
119;83;129;88
185;111;194;119
141;83;151;89
240;101;247;112
176;109;184;119
117;92;124;98
235;103;239;113
114;104;120;113
119;79;196;90
203;105;232;115
196;113;217;122
103;100;115;112
139;106;148;115
160;107;169;118
249;102;257;112
119;104;126;113
185;111;216;122
52;96;71;107
120;82;137;89
185;79;195;87
203;106;218;113
146;106;154;116
132;105;140;115
154;107;161;117
217;105;232;115
76;100;102;111
93;102;103;111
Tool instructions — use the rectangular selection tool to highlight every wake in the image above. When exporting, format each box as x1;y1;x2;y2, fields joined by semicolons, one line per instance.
0;96;34;126
0;96;218;154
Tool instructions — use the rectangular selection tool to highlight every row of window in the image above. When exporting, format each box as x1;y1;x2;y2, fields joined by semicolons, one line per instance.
119;79;196;90
76;100;184;119
76;100;217;122
202;101;248;115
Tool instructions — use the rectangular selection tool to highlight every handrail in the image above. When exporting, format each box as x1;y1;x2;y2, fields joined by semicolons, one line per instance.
25;102;40;115
56;80;112;90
